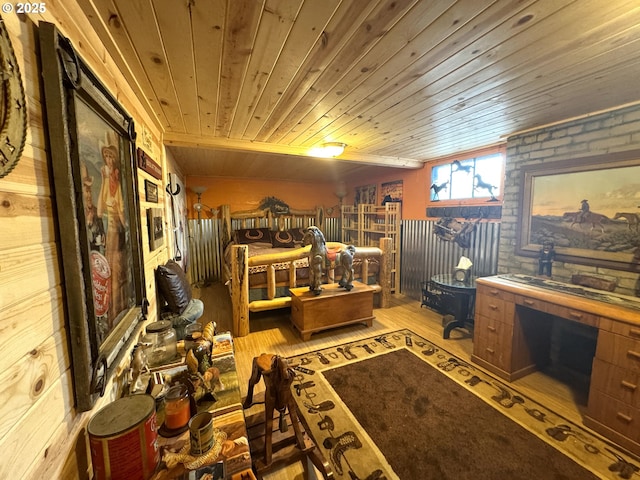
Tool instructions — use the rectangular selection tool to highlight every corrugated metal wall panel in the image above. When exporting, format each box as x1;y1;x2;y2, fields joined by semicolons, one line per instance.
188;219;221;284
401;220;500;300
186;217;340;285
186;217;497;296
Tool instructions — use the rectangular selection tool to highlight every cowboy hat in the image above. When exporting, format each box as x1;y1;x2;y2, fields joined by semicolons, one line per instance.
98;131;119;159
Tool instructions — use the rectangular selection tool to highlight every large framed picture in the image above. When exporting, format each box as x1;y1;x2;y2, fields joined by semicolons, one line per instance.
40;23;146;410
516;150;640;272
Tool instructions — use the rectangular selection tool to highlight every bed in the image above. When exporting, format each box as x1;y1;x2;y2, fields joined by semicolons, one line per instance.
219;204;392;336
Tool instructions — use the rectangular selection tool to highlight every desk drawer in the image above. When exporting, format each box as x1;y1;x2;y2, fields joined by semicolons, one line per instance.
515;294;547;312
476;285;515;303
596;330;640;372
546;304;600;327
476;295;515;324
599;319;640;338
591;358;640;408
473;315;513;344
474;316;513;371
587;390;640;443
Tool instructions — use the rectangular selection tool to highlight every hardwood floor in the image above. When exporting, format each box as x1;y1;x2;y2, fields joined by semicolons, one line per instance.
193;282;592;479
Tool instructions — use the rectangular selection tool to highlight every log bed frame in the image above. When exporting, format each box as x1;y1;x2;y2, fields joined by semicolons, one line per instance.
219;204;392;337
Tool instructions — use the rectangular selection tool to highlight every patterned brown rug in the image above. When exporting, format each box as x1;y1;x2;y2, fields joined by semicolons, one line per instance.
287;329;639;480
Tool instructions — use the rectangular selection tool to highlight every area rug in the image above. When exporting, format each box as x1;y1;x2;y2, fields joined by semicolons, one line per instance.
287;329;640;480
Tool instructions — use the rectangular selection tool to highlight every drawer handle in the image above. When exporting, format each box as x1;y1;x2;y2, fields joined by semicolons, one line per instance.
485;348;495;354
616;412;633;424
487;325;496;332
621;380;638;391
627;350;640;361
630;328;640;338
489;304;499;310
489;289;499;296
523;299;535;306
568;311;583;320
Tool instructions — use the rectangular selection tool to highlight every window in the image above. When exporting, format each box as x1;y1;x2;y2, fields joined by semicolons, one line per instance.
430;153;504;202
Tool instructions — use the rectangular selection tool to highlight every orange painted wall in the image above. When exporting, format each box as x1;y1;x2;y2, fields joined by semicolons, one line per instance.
350;167;430;220
186;176;344;218
187;144;504;221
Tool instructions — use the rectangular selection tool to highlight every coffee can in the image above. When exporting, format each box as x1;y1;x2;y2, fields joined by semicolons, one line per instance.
189;411;214;455
88;394;159;480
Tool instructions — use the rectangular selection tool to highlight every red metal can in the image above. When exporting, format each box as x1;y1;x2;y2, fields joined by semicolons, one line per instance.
88;395;159;480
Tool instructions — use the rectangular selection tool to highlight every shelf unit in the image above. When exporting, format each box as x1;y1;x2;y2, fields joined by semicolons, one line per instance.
341;202;401;292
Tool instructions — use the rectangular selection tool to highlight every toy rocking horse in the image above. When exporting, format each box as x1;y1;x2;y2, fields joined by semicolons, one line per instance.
303;226;355;295
243;354;333;478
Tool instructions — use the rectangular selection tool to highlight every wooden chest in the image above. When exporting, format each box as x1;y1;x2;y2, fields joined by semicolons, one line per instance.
289;282;374;340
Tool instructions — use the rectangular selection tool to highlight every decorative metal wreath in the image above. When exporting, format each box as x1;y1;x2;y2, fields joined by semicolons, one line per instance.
0;16;27;178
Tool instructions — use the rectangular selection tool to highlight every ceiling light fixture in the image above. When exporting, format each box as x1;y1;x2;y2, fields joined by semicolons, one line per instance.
310;142;347;158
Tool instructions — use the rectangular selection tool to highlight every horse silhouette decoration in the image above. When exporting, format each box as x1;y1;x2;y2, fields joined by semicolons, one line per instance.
303;226;356;295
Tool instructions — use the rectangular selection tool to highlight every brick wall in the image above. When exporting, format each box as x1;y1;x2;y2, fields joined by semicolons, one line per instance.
500;104;640;296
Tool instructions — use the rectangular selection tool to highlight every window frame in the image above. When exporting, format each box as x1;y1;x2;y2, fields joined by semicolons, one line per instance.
427;147;506;207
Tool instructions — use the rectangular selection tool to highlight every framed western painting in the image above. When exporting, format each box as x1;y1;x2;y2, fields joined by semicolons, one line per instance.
40;23;146;410
355;184;377;205
516;150;640;272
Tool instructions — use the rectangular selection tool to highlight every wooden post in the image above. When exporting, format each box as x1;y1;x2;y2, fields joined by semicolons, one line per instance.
289;262;297;289
379;237;393;308
220;204;232;247
232;244;250;336
267;264;276;299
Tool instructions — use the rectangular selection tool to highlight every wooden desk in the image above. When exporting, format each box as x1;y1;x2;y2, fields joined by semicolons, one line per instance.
290;282;374;340
471;274;640;457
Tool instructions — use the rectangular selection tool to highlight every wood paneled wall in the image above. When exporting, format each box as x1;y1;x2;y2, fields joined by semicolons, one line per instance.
0;5;175;479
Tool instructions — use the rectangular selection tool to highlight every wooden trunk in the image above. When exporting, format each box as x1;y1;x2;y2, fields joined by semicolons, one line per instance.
289;282;374;340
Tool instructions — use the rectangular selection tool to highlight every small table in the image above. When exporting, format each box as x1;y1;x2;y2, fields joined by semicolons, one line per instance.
430;273;477;339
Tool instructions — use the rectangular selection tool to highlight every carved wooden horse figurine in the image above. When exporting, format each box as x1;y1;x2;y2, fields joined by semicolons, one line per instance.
243;354;333;478
303;226;355;295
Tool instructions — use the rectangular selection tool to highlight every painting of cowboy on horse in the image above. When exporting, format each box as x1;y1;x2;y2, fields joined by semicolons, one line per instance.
525;162;640;267
562;199;609;233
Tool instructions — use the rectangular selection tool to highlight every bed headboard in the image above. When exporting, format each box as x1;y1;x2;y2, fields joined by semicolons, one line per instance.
220;204;324;247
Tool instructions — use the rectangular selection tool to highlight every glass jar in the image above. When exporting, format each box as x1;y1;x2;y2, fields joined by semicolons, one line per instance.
143;320;177;367
163;384;191;430
184;322;203;352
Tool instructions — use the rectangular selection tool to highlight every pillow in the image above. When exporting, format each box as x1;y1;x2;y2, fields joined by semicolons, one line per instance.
288;227;306;244
234;227;272;244
155;260;192;314
271;230;297;248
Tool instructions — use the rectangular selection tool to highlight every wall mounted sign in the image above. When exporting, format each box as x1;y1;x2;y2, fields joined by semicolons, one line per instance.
137;148;162;179
0;16;27;178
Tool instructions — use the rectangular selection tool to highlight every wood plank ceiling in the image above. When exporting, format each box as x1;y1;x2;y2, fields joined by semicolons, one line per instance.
77;0;640;182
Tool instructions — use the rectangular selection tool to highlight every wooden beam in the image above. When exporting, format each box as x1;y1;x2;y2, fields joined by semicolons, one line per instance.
163;132;423;168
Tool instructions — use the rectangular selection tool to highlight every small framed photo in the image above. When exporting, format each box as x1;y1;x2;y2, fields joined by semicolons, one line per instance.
148;208;164;251
145;179;159;203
